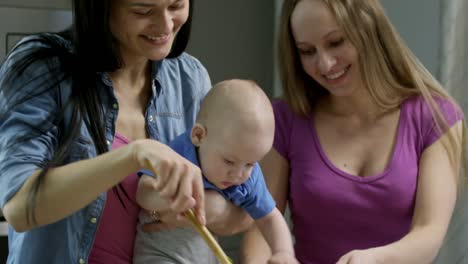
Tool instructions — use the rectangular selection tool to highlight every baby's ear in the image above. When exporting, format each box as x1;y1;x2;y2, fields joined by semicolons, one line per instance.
191;123;207;146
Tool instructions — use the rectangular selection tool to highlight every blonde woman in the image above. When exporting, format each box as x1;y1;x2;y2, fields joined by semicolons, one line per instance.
240;0;467;263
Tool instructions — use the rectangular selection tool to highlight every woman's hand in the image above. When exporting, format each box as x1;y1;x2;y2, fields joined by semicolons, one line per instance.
132;139;205;225
336;249;383;264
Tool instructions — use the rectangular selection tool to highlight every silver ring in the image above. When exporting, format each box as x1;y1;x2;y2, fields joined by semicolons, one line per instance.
150;210;161;223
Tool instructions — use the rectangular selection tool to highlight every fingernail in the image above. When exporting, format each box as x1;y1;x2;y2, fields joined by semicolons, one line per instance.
200;215;206;225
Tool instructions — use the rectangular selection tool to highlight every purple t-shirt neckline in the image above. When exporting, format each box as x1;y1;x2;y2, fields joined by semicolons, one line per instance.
310;106;405;183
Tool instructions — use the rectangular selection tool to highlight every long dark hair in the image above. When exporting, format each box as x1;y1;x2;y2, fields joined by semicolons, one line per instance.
0;0;194;225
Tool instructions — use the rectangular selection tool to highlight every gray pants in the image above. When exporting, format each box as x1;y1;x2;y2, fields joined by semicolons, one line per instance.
133;222;219;264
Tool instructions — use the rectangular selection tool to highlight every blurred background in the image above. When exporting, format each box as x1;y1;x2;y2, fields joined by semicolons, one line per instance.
0;0;466;263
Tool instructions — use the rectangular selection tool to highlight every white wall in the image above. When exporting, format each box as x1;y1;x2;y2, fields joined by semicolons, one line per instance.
380;0;441;77
187;1;275;97
0;7;72;61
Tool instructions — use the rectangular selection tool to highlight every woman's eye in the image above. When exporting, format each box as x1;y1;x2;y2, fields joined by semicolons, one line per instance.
224;159;235;165
169;3;185;10
298;48;316;56
133;9;152;16
330;39;344;47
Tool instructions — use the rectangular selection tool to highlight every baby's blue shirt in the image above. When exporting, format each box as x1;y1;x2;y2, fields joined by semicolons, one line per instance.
139;131;276;220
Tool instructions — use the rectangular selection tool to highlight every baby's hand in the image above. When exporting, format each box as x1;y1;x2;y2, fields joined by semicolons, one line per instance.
268;251;299;264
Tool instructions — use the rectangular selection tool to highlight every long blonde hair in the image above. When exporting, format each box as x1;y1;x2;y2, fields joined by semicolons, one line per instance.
278;0;467;184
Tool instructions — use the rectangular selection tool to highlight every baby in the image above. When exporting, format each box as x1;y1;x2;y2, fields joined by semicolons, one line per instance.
133;79;297;264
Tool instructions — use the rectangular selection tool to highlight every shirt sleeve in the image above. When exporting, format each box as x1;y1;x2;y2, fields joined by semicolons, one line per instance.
238;163;276;220
272;99;294;160
181;53;212;123
0;39;61;208
422;96;464;149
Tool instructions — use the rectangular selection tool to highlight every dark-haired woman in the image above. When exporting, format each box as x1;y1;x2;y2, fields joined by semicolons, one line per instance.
0;0;248;263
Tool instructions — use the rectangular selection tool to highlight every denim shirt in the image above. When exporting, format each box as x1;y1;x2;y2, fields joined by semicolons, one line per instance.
0;34;211;264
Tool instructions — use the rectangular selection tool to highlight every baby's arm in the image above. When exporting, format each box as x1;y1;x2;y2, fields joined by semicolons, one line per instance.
136;174;170;211
255;207;297;263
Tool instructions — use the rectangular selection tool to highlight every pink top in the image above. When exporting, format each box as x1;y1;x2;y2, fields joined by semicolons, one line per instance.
88;133;140;264
273;96;463;264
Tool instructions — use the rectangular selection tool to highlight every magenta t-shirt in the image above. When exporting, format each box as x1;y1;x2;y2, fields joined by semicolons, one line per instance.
88;133;140;264
273;96;463;264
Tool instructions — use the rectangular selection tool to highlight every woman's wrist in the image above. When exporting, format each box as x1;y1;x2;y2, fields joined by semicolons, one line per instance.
129;139;149;168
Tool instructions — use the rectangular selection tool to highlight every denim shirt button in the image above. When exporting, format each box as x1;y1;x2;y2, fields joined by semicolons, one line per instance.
148;115;154;122
112;103;118;109
106;140;111;146
79;258;85;264
90;217;97;224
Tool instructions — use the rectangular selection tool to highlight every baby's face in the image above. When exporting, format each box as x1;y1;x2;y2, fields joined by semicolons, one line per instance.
198;127;272;190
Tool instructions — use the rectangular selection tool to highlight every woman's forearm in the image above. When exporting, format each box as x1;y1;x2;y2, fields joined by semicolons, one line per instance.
377;226;446;264
3;141;140;232
204;191;253;236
